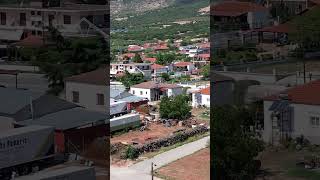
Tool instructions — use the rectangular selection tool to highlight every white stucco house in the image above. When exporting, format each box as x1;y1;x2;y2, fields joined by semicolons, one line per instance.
65;68;107;112
192;86;210;108
151;63;168;77
263;80;320;144
130;81;184;101
173;62;195;73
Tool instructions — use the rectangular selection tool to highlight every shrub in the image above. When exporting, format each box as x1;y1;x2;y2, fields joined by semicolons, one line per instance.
124;145;139;160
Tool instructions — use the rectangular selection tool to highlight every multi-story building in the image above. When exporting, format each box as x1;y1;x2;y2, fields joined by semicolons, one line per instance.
130;81;184;102
0;0;108;42
110;62;152;80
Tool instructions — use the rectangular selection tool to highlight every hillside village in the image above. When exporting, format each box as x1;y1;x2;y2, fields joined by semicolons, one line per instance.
109;35;211;165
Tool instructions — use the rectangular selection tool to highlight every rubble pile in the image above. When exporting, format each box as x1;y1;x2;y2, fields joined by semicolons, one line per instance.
133;126;209;154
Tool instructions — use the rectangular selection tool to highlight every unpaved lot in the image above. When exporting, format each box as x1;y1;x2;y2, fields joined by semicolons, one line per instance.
156;148;210;180
257;148;320;180
111;123;185;145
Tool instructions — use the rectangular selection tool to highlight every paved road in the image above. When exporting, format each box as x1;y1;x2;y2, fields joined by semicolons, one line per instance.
110;136;210;180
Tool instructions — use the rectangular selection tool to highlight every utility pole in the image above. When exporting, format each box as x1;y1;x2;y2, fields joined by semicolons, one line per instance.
151;162;154;180
151;162;157;180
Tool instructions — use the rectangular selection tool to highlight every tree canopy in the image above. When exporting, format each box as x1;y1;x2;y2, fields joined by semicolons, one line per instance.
30;27;108;95
211;106;264;180
159;95;191;120
116;71;144;89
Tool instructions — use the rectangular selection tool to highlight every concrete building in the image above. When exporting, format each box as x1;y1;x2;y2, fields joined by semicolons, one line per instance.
173;62;195;74
151;63;168;78
263;80;320;144
212;1;270;31
110;62;152;80
0;0;108;41
130;81;184;101
65;68;107;112
192;86;210;107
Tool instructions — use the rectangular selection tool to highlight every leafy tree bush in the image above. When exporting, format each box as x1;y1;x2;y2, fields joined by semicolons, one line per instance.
132;53;142;63
124;145;139;160
161;73;171;81
160;95;191;120
117;71;144;89
211;106;264;180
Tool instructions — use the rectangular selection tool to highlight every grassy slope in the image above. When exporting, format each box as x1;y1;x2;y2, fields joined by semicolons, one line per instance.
111;0;209;50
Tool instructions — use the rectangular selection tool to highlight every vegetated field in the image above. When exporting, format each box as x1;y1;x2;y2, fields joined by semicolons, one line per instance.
251;59;320;74
156;148;210;180
258;148;320;180
111;0;209;50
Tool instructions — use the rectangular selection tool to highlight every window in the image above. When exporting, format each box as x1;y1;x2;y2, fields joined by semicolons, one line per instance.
31;11;35;15
31;31;36;35
132;90;135;95
72;91;79;103
63;15;71;24
130;66;132;69
37;11;41;16
0;12;6;25
146;91;148;94
310;116;320;127
140;91;143;95
97;94;105;105
20;13;26;26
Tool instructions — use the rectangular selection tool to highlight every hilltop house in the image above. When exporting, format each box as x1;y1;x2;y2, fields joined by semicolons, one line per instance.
130;81;184;101
110;62;152;80
212;1;270;31
0;0;108;41
65;68;107;112
151;63;168;78
192;86;210;108
173;62;195;74
263;80;320;144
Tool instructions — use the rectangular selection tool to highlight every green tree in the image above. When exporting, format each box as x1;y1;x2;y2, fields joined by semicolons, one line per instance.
117;71;144;89
156;53;176;65
33;28;107;95
201;64;210;80
161;73;171;81
132;53;142;63
211;106;264;180
159;95;191;120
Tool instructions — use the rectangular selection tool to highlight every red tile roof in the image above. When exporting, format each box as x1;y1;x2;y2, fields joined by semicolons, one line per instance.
144;57;157;63
65;68;107;86
264;80;320;105
128;45;143;52
174;62;193;67
151;64;165;70
253;23;293;33
153;45;169;51
14;35;45;47
212;1;268;17
199;87;210;95
122;53;136;58
132;81;181;89
196;54;210;59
